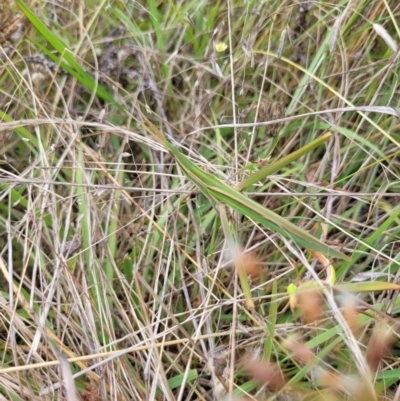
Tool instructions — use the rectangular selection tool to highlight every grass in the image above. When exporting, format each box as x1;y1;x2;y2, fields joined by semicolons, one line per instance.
1;0;400;400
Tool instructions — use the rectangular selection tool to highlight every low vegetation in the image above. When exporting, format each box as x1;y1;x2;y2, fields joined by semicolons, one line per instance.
1;0;400;400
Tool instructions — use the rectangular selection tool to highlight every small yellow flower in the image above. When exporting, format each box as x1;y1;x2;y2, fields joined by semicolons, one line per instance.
287;283;297;311
214;42;228;52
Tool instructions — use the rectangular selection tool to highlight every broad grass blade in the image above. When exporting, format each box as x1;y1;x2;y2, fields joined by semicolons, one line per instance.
237;132;332;191
337;281;400;293
165;141;349;260
16;0;118;106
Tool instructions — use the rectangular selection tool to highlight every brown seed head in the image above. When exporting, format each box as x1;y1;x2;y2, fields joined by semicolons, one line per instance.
283;337;314;364
366;323;394;372
241;355;286;391
236;251;263;281
296;286;324;324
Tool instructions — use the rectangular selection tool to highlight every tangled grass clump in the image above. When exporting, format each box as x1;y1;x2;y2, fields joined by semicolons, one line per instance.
1;0;400;400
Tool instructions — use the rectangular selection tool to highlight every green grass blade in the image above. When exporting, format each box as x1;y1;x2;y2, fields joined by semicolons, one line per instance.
165;141;349;260
237;132;332;191
148;0;166;52
155;369;197;397
336;281;400;293
264;279;278;360
0;109;38;151
16;0;118;106
210;186;347;259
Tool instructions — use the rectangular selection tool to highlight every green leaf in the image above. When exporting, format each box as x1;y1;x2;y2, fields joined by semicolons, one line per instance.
0;109;38;151
16;0;118;106
336;281;400;293
165;141;349;260
155;369;197;397
237;132;332;191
